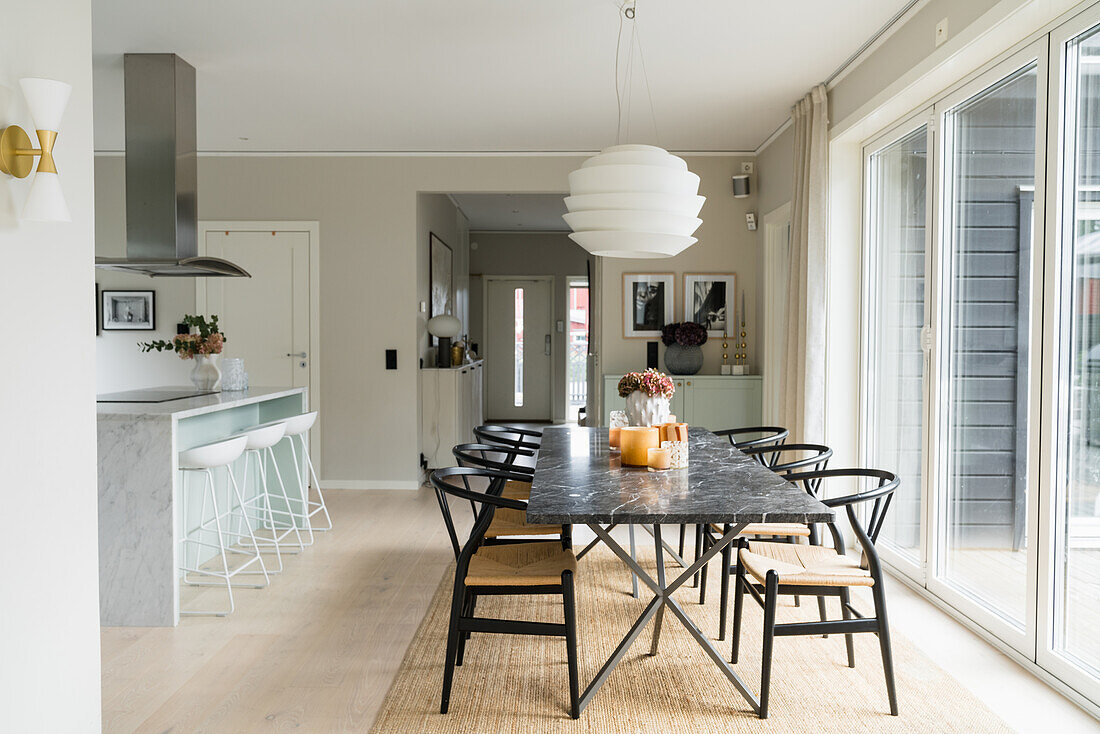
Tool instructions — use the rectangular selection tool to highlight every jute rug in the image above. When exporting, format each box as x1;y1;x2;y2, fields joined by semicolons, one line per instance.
370;541;1012;733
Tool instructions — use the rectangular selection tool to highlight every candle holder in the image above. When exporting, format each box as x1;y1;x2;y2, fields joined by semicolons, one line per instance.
663;440;689;469
620;426;660;467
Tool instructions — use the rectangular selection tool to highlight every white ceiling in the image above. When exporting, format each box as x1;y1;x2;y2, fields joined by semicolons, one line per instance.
91;1;908;153
453;193;569;231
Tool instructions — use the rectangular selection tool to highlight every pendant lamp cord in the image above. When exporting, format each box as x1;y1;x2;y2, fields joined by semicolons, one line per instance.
614;1;661;148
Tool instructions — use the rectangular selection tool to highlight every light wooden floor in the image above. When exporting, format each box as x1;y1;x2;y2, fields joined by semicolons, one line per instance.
101;488;1099;733
100;489;454;733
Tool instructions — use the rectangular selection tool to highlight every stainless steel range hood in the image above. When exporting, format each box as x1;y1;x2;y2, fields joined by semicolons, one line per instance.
95;54;249;278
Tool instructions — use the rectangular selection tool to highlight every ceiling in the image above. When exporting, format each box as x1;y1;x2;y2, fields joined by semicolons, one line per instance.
453;193;569;231
91;1;909;154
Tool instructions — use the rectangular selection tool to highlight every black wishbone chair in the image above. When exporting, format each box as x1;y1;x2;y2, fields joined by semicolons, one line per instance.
700;443;833;639
451;443;570;548
473;424;543;453
429;466;580;719
730;469;900;719
685;426;792;585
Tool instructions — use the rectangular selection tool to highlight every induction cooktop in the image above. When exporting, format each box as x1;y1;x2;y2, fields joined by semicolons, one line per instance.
96;387;218;403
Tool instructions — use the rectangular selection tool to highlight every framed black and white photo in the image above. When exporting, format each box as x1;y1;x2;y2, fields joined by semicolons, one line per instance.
622;273;674;338
101;290;156;331
429;232;453;343
683;273;736;336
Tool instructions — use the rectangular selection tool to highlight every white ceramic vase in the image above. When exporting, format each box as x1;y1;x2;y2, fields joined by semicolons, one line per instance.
190;354;222;391
624;390;670;427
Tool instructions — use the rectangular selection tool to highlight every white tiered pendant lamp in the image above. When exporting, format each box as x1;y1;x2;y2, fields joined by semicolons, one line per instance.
565;5;704;259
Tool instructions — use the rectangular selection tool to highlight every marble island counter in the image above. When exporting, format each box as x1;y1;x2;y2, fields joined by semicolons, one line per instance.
98;386;308;626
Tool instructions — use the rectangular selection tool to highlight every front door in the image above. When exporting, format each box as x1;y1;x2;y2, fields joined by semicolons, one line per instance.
202;229;311;388
485;278;552;420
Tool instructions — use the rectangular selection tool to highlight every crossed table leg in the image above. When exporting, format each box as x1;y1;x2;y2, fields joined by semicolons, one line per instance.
576;522;759;716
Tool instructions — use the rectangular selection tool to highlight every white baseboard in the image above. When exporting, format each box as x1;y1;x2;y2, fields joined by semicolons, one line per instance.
321;480;421;491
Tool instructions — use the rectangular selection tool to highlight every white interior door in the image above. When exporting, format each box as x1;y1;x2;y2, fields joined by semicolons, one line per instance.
203;230;310;388
485;278;552;420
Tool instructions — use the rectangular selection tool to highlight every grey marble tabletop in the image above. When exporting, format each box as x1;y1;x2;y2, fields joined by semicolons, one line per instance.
525;425;834;525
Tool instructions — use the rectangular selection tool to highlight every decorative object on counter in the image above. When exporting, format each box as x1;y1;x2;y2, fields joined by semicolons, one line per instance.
647;446;671;471
428;232;452;331
450;340;465;367
732;290;748;375
608;426;621;450
661;321;707;375
664;439;689;469
683;273;736;337
562;4;704;259
220;358;248;391
618;369;674;426
622;273;675;338
0;77;72;221
609;410;628;428
608;410;628;451
619;426;659;467
139;314;226;390
657;422;689;443
101;290;155;331
426;314;462;368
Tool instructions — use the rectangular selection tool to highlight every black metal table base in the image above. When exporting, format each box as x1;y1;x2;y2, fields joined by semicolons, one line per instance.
576;522;760;716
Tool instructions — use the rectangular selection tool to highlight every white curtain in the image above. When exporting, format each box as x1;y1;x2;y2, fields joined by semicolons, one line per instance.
780;84;828;443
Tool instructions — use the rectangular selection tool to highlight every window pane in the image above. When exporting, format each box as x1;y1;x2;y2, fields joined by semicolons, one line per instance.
867;125;928;564
514;288;524;407
939;64;1037;626
1056;23;1100;677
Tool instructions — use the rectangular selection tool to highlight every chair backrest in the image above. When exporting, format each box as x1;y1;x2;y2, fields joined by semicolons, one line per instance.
713;425;789;450
453;443;534;475
783;468;899;578
429;466;530;563
473;424;542;451
743;443;832;486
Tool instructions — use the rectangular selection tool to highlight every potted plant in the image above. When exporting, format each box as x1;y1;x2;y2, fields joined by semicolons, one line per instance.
617;368;675;426
140;314;227;390
662;321;707;375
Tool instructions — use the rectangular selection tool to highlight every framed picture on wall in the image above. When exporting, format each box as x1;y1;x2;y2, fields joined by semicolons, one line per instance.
622;273;675;338
683;273;736;337
429;232;453;342
101;290;156;331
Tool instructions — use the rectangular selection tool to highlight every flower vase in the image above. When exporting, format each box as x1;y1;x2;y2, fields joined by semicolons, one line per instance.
190;354;222;391
664;343;703;375
624;390;670;427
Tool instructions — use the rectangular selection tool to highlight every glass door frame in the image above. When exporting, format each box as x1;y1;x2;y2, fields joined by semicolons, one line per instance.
925;39;1048;660
1037;1;1100;706
860;109;937;586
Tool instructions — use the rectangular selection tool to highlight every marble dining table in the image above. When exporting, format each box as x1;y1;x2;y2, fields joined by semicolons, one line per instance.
525;425;835;717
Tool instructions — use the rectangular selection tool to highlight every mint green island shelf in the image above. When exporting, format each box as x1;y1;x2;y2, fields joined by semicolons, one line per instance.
97;387;307;627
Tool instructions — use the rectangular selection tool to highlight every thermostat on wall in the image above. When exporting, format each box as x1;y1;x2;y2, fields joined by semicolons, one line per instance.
746;212;757;231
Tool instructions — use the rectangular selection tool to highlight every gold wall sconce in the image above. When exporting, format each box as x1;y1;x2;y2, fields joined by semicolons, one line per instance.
0;78;72;221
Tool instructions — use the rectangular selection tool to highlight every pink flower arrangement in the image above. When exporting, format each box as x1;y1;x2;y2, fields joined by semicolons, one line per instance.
139;314;226;360
617;368;675;399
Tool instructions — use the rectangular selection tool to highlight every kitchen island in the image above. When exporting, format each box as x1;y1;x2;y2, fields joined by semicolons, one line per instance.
98;386;308;626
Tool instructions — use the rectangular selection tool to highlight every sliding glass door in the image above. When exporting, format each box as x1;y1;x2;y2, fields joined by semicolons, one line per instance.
864;121;930;574
935;62;1041;635
862;4;1100;704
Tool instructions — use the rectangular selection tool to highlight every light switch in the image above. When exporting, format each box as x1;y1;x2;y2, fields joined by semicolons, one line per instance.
419;301;427;313
556;320;564;333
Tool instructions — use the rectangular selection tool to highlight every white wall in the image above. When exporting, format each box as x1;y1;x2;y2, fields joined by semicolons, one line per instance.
94;153;750;486
0;0;102;730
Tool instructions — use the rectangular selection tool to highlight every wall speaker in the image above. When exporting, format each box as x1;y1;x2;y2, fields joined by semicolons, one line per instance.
732;174;750;198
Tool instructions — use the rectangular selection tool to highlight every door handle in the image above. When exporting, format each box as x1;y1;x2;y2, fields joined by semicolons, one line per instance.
286;352;307;358
544;334;551;356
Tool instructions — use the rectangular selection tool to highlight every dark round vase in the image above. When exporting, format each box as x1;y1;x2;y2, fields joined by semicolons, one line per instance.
664;343;703;375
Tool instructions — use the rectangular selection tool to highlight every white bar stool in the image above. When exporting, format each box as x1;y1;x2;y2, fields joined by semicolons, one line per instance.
277;411;332;545
178;435;269;617
238;421;304;562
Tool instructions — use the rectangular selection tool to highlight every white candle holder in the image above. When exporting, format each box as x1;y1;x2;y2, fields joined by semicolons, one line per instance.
663;440;689;469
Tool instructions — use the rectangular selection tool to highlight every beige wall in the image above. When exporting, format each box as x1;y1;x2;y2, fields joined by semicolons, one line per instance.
94;152;750;485
599;155;760;377
469;232;592;423
1;0;102;728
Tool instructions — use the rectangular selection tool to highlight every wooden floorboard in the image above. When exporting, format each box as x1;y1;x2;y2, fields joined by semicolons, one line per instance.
101;488;455;733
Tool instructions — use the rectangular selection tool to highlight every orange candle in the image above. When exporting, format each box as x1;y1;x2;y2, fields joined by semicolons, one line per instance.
669;423;689;442
647;446;671;470
620;426;660;466
609;426;621;449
